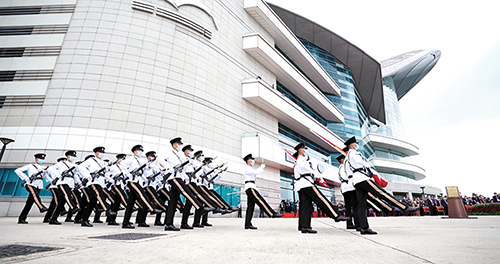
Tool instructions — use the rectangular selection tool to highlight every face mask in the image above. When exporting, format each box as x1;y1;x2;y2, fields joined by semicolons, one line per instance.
149;156;156;162
37;159;45;164
69;157;76;162
251;160;255;166
137;151;143;157
98;153;105;159
304;149;308;156
200;157;204;162
208;164;212;168
176;146;181;151
189;152;193;158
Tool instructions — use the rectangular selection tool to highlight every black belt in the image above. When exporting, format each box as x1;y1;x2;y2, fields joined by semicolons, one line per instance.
353;168;366;173
245;181;255;184
297;173;315;185
301;173;314;177
340;179;348;184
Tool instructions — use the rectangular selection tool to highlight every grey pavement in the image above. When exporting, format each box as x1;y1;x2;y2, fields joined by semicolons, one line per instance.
0;215;499;264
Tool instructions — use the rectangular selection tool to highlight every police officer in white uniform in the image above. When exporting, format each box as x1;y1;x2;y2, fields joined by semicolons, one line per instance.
106;153;128;226
121;145;162;229
161;137;214;231
47;150;81;224
15;153;50;224
78;147;117;227
243;153;283;230
344;136;418;235
337;149;358;230
293;143;349;234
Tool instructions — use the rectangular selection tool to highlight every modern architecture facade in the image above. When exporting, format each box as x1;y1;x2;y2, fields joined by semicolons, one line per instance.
0;0;439;217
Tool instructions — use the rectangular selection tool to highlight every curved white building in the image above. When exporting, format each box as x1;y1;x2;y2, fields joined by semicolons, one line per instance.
0;0;441;216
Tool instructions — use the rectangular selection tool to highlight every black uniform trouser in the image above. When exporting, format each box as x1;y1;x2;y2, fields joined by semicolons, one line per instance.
145;186;167;211
156;187;183;224
342;190;358;228
366;192;394;213
82;184;109;221
354;180;407;229
166;178;202;226
298;186;340;229
184;183;215;225
199;185;224;209
43;188;60;221
123;181;154;225
106;185;128;223
209;189;231;209
51;184;78;221
19;185;45;221
245;188;276;227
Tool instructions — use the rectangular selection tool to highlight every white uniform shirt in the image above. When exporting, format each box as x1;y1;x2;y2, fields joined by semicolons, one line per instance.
121;155;147;183
142;160;163;188
192;159;203;185
158;148;184;181
179;154;193;183
108;162;127;188
47;160;78;189
78;157;107;188
201;165;217;189
338;163;355;193
293;155;319;191
14;163;50;189
344;149;371;186
243;164;265;191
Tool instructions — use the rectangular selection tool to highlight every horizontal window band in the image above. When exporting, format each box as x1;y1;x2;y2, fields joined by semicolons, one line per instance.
0;25;68;36
0;95;45;108
0;70;53;82
0;47;61;57
0;5;75;16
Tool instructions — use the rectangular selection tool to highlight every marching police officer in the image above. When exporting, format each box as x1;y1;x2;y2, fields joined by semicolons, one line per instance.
344;136;418;234
293;143;349;234
15;153;50;224
243;153;283;230
337;149;358;230
78;147;117;227
46;151;81;224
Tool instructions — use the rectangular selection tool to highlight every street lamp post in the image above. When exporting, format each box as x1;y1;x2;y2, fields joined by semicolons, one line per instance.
0;137;15;163
420;186;426;198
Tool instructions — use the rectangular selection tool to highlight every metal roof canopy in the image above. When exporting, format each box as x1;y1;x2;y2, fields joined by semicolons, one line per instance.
268;3;386;124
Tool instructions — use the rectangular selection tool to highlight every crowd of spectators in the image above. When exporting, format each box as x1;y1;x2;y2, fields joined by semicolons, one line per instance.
276;192;499;218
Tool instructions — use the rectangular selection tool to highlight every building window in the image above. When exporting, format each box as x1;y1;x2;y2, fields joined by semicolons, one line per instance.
0;169;52;197
0;48;25;57
278;123;331;158
213;184;241;207
276;82;328;126
0;71;16;82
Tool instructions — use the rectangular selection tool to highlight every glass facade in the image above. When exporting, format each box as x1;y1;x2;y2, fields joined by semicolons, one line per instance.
0;168;52;197
299;38;373;164
213;184;241;207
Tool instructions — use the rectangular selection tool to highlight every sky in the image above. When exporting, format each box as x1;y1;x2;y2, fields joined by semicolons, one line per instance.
269;0;500;197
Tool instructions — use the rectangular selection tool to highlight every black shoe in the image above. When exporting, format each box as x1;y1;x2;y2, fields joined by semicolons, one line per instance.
138;223;150;227
122;223;135;229
201;222;212;227
96;208;104;213
181;224;193;229
72;207;81;214
272;213;284;218
93;220;103;224
49;220;62;225
154;221;164;226
334;215;351;222
60;210;68;216
132;207;139;212
360;228;377;235
164;225;180;231
81;221;93;227
119;206;125;211
65;218;74;223
245;225;257;230
106;210;117;217
43;219;50;223
403;206;419;215
18;220;28;224
346;226;357;230
74;219;82;224
107;222;119;226
151;208;163;215
301;228;317;234
356;227;361;231
40;207;48;213
192;223;204;228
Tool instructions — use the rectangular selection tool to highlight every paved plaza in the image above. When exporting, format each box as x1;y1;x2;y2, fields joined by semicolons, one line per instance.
0;215;499;264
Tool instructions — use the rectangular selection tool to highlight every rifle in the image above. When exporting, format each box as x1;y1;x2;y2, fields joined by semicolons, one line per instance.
49;166;77;186
22;168;47;187
207;166;228;184
160;159;190;184
113;172;124;184
186;165;203;181
200;163;226;180
130;162;147;179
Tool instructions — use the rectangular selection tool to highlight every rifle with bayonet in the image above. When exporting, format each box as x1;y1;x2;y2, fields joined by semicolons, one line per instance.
200;162;227;181
207;165;228;184
186;165;203;182
21;167;48;187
